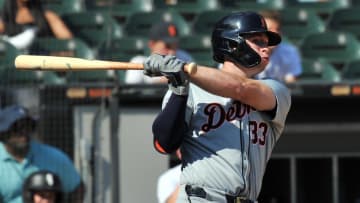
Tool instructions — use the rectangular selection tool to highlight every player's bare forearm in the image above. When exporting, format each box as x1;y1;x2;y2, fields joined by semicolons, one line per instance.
189;63;276;111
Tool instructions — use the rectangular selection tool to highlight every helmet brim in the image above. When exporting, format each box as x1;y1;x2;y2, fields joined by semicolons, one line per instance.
267;31;281;46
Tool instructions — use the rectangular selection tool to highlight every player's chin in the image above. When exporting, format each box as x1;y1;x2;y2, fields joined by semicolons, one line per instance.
252;63;267;76
261;56;269;64
259;57;269;67
257;58;268;69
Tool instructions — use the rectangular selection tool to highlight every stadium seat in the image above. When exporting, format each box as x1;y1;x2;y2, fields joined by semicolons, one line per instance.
299;31;360;69
352;0;360;7
124;10;190;37
154;0;221;21
41;71;66;85
29;37;95;59
192;9;235;35
222;0;284;11
178;34;216;67
298;58;341;83
0;40;64;86
27;37;115;84
42;0;83;15
85;0;153;24
66;70;117;84
97;36;148;61
341;60;360;81
97;36;148;83
0;68;42;85
0;69;65;85
280;8;326;45
287;0;350;20
62;11;123;49
28;37;96;84
0;39;21;68
327;8;360;40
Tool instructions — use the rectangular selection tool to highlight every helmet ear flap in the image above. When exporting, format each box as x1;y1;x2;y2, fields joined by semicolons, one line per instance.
235;36;261;68
225;36;261;68
212;36;261;68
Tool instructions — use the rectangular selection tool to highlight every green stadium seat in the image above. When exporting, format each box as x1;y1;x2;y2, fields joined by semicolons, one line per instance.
85;0;153;24
299;31;360;68
0;69;65;85
327;8;360;40
287;0;350;20
28;37;115;84
280;8;326;45
192;9;235;35
41;71;67;85
342;60;360;81
0;64;64;86
97;36;148;83
66;70;117;84
29;37;95;59
0;39;21;68
42;0;83;15
124;10;190;37
352;0;360;7
154;0;221;21
222;0;284;11
98;36;148;61
178;34;216;67
0;68;42;85
298;58;341;83
62;11;123;49
0;40;64;86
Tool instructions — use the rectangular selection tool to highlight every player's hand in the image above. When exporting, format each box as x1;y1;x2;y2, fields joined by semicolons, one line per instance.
143;53;189;95
143;53;166;77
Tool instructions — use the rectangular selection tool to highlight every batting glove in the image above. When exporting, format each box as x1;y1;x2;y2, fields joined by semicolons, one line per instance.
143;53;166;77
143;53;190;95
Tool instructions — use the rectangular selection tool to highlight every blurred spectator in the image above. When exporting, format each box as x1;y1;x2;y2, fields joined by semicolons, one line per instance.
22;170;63;203
0;0;73;51
157;149;182;203
257;10;303;84
0;105;84;203
125;21;193;84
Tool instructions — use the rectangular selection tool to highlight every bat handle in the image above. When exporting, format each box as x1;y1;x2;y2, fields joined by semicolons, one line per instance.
184;62;197;75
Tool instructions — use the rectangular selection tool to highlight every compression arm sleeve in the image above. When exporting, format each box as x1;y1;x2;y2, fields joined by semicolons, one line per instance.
152;93;187;154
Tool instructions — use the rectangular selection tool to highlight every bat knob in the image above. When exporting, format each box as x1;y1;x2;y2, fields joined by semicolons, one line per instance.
184;62;197;75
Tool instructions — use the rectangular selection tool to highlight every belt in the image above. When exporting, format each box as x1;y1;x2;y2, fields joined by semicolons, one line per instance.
185;185;254;203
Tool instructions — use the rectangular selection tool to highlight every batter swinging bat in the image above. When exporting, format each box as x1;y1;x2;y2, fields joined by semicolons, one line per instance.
14;55;197;75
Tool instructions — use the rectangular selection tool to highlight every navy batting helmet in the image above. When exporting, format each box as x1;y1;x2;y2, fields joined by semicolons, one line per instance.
211;11;281;68
22;170;63;203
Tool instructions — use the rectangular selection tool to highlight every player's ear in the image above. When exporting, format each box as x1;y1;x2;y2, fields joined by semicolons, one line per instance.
148;40;156;48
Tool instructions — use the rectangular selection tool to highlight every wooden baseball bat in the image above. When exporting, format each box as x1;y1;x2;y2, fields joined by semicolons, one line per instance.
14;55;197;75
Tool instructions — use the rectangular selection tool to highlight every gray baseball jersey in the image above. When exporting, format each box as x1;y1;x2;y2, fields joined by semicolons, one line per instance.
162;79;291;201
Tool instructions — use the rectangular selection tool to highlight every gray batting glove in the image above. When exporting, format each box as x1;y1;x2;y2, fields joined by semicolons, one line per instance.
143;54;167;77
143;53;189;95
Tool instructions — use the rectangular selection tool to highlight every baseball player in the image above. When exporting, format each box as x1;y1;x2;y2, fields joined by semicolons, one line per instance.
143;11;291;203
22;170;63;203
